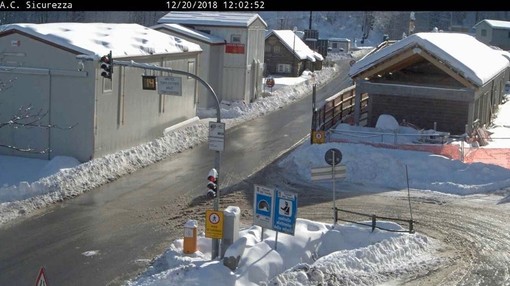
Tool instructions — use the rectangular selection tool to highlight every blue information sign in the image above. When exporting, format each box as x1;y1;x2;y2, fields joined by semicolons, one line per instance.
253;185;274;229
273;190;297;235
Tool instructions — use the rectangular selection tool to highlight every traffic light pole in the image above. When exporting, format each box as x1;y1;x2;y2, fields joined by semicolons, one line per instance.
109;58;223;259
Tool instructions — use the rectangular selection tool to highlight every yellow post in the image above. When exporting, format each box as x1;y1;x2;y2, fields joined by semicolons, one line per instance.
183;220;198;254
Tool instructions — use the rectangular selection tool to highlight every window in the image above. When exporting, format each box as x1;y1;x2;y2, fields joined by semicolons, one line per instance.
277;64;291;74
188;61;195;79
103;77;112;93
332;43;338;49
481;29;487;37
231;34;241;43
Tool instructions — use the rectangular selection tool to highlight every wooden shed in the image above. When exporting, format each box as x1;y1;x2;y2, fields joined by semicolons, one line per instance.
0;23;202;162
264;30;323;77
349;32;510;135
157;12;267;105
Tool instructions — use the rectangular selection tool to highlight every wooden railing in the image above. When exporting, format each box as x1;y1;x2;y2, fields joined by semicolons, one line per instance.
313;85;369;131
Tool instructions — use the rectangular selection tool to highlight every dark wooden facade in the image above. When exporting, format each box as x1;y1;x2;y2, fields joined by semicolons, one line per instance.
264;34;323;77
351;40;509;135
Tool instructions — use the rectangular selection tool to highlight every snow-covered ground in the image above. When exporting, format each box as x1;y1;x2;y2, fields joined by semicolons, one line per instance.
2;50;510;285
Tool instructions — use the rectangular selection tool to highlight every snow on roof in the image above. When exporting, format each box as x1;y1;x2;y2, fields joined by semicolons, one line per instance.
349;32;510;86
151;23;225;45
158;12;267;28
0;23;202;58
267;30;324;62
475;19;510;29
329;37;351;42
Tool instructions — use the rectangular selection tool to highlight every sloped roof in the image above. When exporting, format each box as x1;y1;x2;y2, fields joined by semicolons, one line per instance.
0;23;202;59
158;12;267;28
151;23;225;44
266;30;324;62
349;32;510;86
475;19;510;30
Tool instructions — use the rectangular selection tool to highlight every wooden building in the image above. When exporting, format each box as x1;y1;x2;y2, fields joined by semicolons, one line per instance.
349;32;510;135
264;30;323;77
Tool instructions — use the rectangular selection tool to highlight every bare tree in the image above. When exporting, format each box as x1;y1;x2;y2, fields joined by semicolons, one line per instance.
0;78;76;154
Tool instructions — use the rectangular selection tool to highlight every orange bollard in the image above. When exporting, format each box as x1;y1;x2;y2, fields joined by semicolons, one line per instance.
183;220;198;254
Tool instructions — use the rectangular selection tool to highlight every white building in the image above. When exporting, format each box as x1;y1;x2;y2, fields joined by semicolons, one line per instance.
0;23;201;162
328;38;351;53
152;23;225;109
157;12;267;107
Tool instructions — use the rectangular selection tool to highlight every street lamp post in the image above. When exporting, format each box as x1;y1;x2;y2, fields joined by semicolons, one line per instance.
93;56;224;260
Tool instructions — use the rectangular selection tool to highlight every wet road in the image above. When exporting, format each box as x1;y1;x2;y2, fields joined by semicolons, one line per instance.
0;61;353;285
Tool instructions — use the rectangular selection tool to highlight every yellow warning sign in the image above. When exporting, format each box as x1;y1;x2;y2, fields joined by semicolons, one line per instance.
205;210;224;239
312;130;326;144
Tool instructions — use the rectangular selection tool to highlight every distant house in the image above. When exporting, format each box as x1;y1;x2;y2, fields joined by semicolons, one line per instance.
349;32;510;135
157;12;267;106
474;19;510;51
264;30;324;77
329;38;351;53
0;23;201;162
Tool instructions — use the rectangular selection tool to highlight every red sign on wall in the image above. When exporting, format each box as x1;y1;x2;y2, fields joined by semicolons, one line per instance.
225;43;245;54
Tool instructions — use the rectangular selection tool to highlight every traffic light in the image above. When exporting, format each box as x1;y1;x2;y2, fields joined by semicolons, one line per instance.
99;51;113;79
206;168;218;199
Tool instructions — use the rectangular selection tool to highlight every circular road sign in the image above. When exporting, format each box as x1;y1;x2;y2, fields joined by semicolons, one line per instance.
325;148;342;166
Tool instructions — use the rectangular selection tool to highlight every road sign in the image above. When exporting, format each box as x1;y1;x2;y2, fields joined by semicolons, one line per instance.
35;267;48;286
325;148;342;166
265;77;275;88
157;76;182;96
208;122;225;151
253;185;274;229
254;185;298;235
142;75;157;90
311;130;325;144
205;210;224;239
273;190;297;235
311;165;347;181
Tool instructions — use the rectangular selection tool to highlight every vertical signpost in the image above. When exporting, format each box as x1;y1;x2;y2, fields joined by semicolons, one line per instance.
325;148;342;219
101;58;225;259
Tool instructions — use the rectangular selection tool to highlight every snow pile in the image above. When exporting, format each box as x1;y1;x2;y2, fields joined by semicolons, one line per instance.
278;142;510;195
126;219;442;286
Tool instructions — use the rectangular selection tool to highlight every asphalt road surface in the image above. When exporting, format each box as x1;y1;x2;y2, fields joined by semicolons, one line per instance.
0;60;353;286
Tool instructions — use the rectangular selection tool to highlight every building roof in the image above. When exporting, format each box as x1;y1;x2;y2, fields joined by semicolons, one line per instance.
158;12;267;28
0;23;202;59
475;19;510;30
329;38;351;42
151;23;225;45
266;30;324;62
349;32;510;86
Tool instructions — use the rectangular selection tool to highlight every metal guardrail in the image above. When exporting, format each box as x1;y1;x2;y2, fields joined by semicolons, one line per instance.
334;208;415;234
